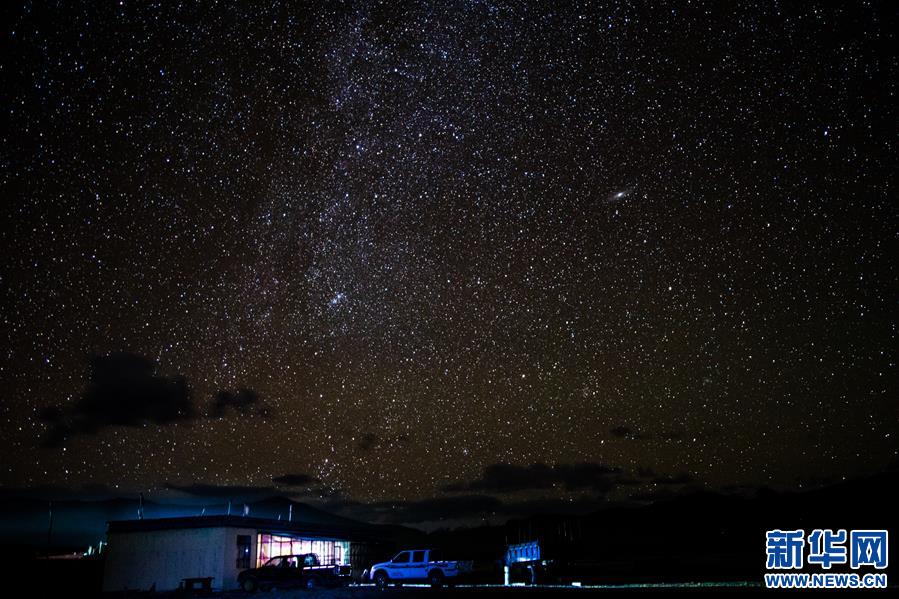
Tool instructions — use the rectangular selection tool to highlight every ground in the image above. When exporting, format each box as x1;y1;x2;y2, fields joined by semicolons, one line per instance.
210;582;762;598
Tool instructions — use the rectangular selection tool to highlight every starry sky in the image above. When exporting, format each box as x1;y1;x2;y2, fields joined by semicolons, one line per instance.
1;1;896;525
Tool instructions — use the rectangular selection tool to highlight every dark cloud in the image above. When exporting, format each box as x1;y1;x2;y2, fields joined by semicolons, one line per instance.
164;483;278;500
376;495;504;522
442;463;700;508
611;425;672;440
354;432;410;452
324;492;613;526
209;388;268;418
496;494;611;518
165;478;336;503
40;352;195;447
444;463;623;494
0;483;119;500
356;432;379;452
632;468;694;486
609;424;647;439
610;425;638;438
272;474;319;487
628;488;682;503
40;353;269;447
334;494;505;524
611;425;688;442
614;475;644;486
651;473;695;485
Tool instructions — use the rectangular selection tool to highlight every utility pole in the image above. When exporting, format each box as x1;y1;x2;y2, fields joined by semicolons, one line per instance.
46;500;54;555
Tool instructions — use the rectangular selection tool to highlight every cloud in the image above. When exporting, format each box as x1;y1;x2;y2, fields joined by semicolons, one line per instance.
651;473;694;485
330;494;506;525
610;425;641;438
40;352;269;447
610;425;630;437
356;433;379;452
631;467;694;486
272;474;319;487
165;474;329;502
444;463;623;494
628;487;682;503
164;483;279;500
324;491;614;527
0;483;120;500
353;432;410;452
610;425;687;441
209;388;268;418
373;495;505;522
40;352;195;447
440;462;698;512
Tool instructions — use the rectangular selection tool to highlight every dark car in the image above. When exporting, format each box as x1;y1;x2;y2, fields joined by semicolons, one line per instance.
238;553;352;592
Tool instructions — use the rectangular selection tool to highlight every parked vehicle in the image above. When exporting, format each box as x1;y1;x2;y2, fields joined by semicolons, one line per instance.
506;540;609;586
370;549;469;588
237;553;351;592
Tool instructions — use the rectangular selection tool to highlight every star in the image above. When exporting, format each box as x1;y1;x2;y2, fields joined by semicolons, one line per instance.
328;292;347;308
1;1;892;520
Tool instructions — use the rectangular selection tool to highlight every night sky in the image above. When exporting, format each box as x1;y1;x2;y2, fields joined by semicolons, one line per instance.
1;1;896;526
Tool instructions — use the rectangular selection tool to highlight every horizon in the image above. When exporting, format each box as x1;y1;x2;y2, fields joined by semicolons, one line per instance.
3;467;896;549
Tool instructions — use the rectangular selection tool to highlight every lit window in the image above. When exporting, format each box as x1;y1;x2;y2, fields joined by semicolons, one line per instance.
255;533;350;567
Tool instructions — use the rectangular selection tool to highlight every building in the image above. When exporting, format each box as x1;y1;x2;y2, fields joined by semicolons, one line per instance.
102;515;391;592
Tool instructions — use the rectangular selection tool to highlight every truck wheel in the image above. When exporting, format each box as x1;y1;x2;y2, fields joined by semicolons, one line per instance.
241;577;257;592
428;569;445;588
305;576;318;589
374;570;389;590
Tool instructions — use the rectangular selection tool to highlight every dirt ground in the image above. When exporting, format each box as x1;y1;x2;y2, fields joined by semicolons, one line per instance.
212;582;762;598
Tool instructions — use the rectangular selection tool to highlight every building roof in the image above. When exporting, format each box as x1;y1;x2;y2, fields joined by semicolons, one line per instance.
106;515;384;541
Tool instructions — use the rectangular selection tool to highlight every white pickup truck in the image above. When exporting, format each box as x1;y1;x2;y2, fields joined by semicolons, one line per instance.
370;549;468;588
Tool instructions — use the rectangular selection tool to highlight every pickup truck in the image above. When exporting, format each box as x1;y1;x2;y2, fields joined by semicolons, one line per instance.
370;549;468;589
237;553;351;592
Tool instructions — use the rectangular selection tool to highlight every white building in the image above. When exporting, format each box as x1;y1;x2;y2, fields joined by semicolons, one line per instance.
102;515;386;592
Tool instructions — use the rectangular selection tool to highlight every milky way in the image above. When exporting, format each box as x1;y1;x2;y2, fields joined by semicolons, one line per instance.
1;2;895;520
